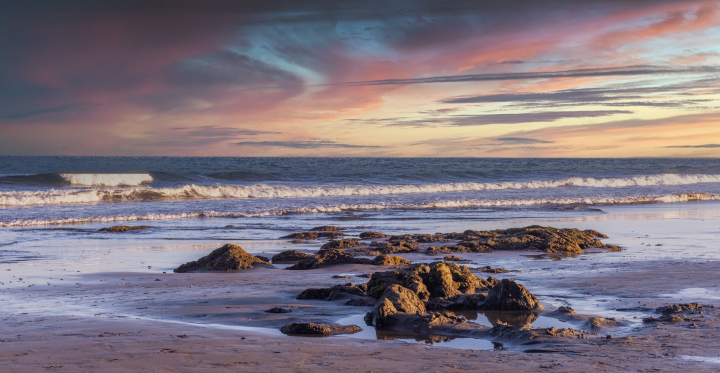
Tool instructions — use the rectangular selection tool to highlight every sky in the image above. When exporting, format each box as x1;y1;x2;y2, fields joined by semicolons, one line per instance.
1;0;720;157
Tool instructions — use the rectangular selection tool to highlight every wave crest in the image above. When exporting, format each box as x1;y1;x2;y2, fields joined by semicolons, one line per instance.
59;174;153;187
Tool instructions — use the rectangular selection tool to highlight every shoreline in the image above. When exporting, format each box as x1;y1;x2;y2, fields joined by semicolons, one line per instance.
3;202;720;371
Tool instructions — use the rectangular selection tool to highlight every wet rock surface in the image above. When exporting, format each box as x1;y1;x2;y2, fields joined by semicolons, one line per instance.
287;249;371;270
99;225;151;233
481;279;542;311
359;231;389;239
174;244;273;273
280;323;361;336
265;307;292;313
371;254;410;266
271;250;315;263
281;231;345;240
309;226;346;231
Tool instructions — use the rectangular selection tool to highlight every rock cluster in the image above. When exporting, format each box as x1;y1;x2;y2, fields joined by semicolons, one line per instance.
173;244;273;273
99;225;150;232
271;250;315;263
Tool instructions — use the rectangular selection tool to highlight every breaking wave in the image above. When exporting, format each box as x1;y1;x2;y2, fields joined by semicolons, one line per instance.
1;174;720;207
1;193;718;227
59;174;153;186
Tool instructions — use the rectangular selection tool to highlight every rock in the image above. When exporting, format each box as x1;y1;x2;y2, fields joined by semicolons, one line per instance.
297;283;365;300
281;231;345;240
481;279;542;311
255;255;270;262
320;239;360;250
332;275;350;279
443;255;470;262
425;262;460;299
657;303;704;314
345;297;377;307
271;250;315;263
99;225;150;233
360;232;389;239
297;288;332;300
310;226;346;231
365;284;426;327
371;254;410;266
280;323;361;336
173;244;272;273
287;249;371;270
477;266;509;274
555;306;576;315
446;293;486;310
586;317;617;329
265;307;292;313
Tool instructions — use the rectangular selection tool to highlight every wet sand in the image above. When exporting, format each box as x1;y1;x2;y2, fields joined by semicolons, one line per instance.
3;202;720;371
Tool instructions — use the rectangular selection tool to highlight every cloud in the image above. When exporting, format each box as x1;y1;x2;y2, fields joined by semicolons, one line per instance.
235;139;380;148
2;103;97;120
495;137;555;144
664;144;720;148
351;110;632;127
330;65;720;87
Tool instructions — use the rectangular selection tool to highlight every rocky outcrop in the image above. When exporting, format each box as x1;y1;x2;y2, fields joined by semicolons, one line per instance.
364;284;426;327
443;255;470;262
280;323;361;336
359;231;389;239
297;283;366;300
320;239;360;250
310;226;346;231
281;231;345;240
371;254;410;266
286;249;371;270
657;302;705;314
481;279;542;311
271;250;315;263
99;225;150;232
173;244;272;273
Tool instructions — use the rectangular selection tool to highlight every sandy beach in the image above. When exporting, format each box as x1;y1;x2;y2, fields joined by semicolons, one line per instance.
2;202;720;372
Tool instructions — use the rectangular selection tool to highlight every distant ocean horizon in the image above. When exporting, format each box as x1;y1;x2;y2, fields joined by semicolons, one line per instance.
2;156;720;228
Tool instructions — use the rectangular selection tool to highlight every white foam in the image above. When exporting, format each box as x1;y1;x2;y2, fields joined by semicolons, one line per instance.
1;174;720;207
59;174;153;187
1;193;719;227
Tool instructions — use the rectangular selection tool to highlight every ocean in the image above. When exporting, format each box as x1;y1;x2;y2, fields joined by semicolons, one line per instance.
2;157;720;229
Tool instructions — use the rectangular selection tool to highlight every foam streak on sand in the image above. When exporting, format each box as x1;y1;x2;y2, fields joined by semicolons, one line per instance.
1;174;720;207
1;193;718;227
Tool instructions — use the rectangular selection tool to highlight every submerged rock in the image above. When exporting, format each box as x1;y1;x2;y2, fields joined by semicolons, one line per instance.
481;279;542;311
280;323;361;336
287;249;371;270
99;225;150;233
173;244;272;273
265;307;292;313
271;250;315;263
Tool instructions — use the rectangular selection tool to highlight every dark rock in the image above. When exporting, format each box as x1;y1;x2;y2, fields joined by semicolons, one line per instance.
477;266;510;274
332;275;350;279
271;250;315;263
99;225;150;233
443;255;470;262
555;306;576;315
173;244;272;273
265;307;292;313
371;254;410;266
297;283;365;300
481;279;542;311
320;239;360;250
345;297;377;307
365;284;426;327
297;288;332;300
657;303;704;314
281;231;345;240
359;231;389;239
255;255;270;262
310;226;346;231
287;249;372;270
280;323;361;336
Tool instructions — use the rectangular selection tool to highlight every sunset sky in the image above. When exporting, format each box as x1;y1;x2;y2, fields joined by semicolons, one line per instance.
1;0;720;157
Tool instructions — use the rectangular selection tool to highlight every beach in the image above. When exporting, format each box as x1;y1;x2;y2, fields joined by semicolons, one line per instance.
2;200;720;371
